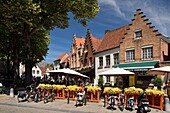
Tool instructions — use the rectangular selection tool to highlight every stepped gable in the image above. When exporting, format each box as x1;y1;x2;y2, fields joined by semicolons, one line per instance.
122;8;170;43
74;34;85;48
85;29;102;52
96;25;128;53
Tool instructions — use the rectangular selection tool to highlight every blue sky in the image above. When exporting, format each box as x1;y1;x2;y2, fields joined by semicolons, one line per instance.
45;0;170;63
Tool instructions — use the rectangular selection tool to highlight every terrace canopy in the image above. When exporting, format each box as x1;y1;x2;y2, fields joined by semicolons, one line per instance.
48;68;89;78
98;67;135;76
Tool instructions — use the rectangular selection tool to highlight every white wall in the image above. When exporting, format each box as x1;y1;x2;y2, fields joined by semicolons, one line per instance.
94;47;120;86
32;65;42;78
54;61;60;70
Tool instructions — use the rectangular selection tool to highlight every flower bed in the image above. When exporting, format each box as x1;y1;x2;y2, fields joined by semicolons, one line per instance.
145;89;166;96
86;86;101;103
37;84;66;99
124;87;143;104
66;85;82;100
104;87;121;95
37;84;53;89
52;85;66;99
104;87;121;104
145;89;166;110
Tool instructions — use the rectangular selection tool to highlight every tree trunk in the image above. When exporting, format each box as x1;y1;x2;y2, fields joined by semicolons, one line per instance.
12;46;20;87
24;24;32;86
25;61;32;86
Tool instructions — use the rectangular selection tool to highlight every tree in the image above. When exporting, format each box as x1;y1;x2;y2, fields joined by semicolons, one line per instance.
0;0;100;86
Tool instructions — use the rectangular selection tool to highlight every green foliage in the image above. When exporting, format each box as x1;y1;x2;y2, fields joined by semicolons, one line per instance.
153;77;163;87
98;77;104;86
0;0;100;85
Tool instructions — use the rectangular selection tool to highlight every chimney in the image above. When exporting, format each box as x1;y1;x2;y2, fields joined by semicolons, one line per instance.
105;30;110;34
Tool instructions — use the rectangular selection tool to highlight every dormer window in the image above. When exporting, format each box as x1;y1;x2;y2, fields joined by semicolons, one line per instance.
135;29;142;39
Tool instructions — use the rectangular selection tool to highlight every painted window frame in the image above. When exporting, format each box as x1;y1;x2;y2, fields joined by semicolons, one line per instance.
105;55;110;68
142;46;153;60
126;48;135;62
98;57;103;69
134;29;142;39
113;53;119;65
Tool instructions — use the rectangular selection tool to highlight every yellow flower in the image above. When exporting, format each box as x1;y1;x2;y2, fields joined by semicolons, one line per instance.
52;85;66;90
86;86;101;93
124;87;143;94
146;89;165;96
67;85;81;92
104;87;121;94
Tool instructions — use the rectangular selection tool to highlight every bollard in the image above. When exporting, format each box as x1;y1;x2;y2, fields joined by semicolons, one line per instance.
67;95;69;104
104;94;106;107
84;96;86;105
10;88;14;97
164;96;170;112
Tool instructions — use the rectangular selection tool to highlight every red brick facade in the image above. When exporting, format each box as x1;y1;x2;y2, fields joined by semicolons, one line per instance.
120;9;169;63
81;29;102;68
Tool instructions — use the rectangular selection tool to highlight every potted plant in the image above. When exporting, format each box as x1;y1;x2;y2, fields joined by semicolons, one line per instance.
153;77;163;90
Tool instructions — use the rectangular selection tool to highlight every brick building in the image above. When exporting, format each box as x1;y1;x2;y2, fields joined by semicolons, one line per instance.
95;9;170;89
70;34;85;70
80;29;102;83
118;9;170;89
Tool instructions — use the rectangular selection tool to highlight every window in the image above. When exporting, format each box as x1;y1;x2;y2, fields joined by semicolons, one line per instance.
32;70;35;74
106;76;110;82
126;49;135;61
99;57;103;67
142;47;153;60
37;70;39;74
113;53;119;65
135;29;142;39
106;55;110;67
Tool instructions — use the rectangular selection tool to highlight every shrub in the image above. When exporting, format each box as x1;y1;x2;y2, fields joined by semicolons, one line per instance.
98;77;104;86
153;77;163;88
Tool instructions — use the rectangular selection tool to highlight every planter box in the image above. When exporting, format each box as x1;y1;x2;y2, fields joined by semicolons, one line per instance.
87;91;100;103
124;93;140;105
146;94;164;110
54;89;65;99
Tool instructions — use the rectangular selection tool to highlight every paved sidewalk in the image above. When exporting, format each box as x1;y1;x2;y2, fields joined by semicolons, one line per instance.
0;94;169;113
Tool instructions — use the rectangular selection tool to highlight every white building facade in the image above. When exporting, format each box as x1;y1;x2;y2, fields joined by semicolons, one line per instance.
32;65;42;78
94;48;120;86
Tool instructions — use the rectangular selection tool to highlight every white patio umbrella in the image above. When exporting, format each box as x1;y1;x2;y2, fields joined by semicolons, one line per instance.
147;66;170;82
98;67;135;76
147;66;170;75
48;68;89;78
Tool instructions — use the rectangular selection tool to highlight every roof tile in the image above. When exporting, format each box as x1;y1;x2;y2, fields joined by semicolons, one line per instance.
96;26;128;53
90;35;102;51
75;37;85;48
55;52;68;61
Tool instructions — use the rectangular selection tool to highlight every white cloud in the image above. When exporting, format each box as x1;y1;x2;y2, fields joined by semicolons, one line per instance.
99;0;125;18
99;0;170;37
141;4;170;37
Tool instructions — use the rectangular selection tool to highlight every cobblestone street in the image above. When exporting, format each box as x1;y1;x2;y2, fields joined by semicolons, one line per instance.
0;94;169;113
